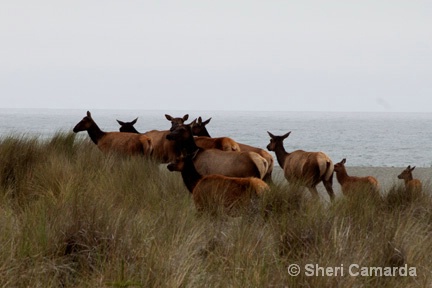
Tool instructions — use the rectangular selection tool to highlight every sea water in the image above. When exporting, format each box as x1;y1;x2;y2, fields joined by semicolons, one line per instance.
0;108;431;168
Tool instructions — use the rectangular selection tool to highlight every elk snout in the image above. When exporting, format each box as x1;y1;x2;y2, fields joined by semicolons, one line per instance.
72;125;81;133
266;144;272;151
167;163;176;171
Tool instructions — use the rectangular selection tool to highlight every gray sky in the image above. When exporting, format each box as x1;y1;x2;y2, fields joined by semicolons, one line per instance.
1;1;431;112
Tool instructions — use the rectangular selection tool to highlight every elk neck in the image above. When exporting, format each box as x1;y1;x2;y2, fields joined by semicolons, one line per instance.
181;150;203;193
335;166;350;184
273;142;290;168
195;128;211;137
180;129;201;155
86;121;106;145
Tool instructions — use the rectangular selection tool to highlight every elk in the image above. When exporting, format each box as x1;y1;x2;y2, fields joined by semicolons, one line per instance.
72;111;153;156
194;136;240;152
118;116;240;153
167;151;270;216
190;117;212;137
116;114;188;163
266;131;335;200
190;117;274;182
398;165;422;194
166;123;269;179
333;158;380;197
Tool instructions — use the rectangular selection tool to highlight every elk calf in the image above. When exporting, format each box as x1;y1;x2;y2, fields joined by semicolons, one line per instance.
334;158;380;197
167;151;270;216
398;165;422;194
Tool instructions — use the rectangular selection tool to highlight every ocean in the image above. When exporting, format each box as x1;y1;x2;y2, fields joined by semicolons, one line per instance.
0;108;431;168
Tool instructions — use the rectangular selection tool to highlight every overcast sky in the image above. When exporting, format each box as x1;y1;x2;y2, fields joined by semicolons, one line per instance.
1;1;431;112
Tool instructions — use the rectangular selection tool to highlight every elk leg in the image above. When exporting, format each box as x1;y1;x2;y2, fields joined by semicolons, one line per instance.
307;186;320;198
262;173;274;185
322;180;335;201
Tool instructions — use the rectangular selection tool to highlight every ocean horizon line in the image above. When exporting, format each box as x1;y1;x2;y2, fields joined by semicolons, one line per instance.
0;107;431;115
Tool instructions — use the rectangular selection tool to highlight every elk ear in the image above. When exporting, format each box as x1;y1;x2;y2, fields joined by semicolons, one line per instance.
86;111;92;118
410;166;416;171
183;114;189;121
267;131;275;138
165;114;173;121
202;117;212;125
281;131;291;139
341;158;346;164
191;118;197;125
131;117;138;125
117;119;125;125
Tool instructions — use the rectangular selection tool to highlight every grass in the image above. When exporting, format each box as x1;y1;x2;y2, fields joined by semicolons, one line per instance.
0;132;431;287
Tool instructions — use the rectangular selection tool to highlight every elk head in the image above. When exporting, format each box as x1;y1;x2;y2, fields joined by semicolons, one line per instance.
166;114;189;131
73;111;94;133
333;158;347;173
117;118;139;133
266;131;291;151
398;165;415;180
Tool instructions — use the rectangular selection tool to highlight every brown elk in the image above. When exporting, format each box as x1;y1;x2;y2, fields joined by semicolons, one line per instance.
333;158;380;197
266;131;335;200
167;151;270;216
398;165;422;194
118;116;240;152
167;123;269;179
116;114;188;163
72;111;153;156
190;117;274;182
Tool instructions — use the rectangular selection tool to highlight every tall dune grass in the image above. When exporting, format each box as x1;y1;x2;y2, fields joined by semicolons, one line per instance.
0;132;431;287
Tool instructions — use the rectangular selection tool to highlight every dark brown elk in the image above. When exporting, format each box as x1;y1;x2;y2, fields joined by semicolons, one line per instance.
72;111;153;156
116;114;188;163
118;116;240;152
167;123;268;179
333;158;380;197
398;165;422;194
266;131;335;200
167;151;270;216
190;117;212;137
116;117;140;133
190;117;274;182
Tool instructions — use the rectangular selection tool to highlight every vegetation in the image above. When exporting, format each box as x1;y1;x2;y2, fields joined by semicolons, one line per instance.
0;133;431;287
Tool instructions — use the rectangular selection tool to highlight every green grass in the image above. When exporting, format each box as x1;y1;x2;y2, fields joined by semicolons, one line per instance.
0;132;431;287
